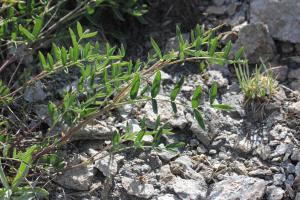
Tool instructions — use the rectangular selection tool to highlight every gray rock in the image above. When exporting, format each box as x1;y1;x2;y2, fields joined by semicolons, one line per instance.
270;144;289;158
294;175;300;192
296;162;300;177
155;147;179;162
234;23;276;64
254;144;272;160
165;33;190;53
292;149;300;161
121;176;156;199
24;81;47;102
251;0;300;43
249;169;273;178
33;104;51;126
280;42;295;54
73;122;116;141
288;101;300;115
290;80;300;91
273;174;286;186
207;70;229;88
207;175;267;200
94;154;124;177
266;185;285;200
156;194;179;200
288;68;300;80
296;192;300;200
140;95;187;130
272;65;288;82
54;155;93;191
167;177;207;200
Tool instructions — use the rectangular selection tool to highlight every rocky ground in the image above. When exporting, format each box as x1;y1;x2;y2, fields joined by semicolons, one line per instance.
24;0;300;199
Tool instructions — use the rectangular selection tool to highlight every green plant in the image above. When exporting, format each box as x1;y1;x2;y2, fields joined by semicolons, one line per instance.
0;145;48;199
0;4;245;196
235;63;278;102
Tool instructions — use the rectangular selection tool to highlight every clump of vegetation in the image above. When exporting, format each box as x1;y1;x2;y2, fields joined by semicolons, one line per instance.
235;63;278;102
0;1;246;198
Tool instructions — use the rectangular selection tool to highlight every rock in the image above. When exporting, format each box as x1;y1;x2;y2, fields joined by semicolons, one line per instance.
33;104;51;126
288;101;300;115
160;165;175;184
294;176;300;192
270;144;289;158
296;162;300;177
167;177;207;200
292;149;300;161
254;144;272;160
207;70;229;88
234;23;276;64
140;95;187;130
249;169;273;178
288;68;300;80
165;33;190;53
189;139;199;147
290;80;300;91
188;104;241;146
273;173;286;186
272;65;288;82
156;194;179;200
266;185;285;200
155;147;179;162
296;192;300;200
251;0;300;43
94;154;124;177
54;155;93;191
207;175;267;200
280;42;295;54
231;160;247;175
73;121;116;141
24;81;47;102
121;176;156;199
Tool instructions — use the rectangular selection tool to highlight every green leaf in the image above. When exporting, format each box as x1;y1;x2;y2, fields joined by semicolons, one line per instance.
112;131;121;148
69;28;77;46
48;102;58;123
151;71;161;98
61;47;67;66
47;53;54;69
192;86;202;108
38;51;48;71
223;40;232;59
166;142;185;149
130;74;140;100
82;31;98;39
154;115;160;130
134;130;145;147
153;127;163;146
209;38;218;56
76;21;83;38
170;77;184;101
194;109;205;130
150;38;162;59
171;102;177;114
19;24;35;41
12;146;36;189
52;43;61;60
32;17;43;38
210;82;218;105
151;98;158;114
0;160;9;189
235;47;244;60
211;104;233;110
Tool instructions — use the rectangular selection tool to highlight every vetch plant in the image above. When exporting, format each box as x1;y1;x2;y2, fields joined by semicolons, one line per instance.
0;18;245;197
